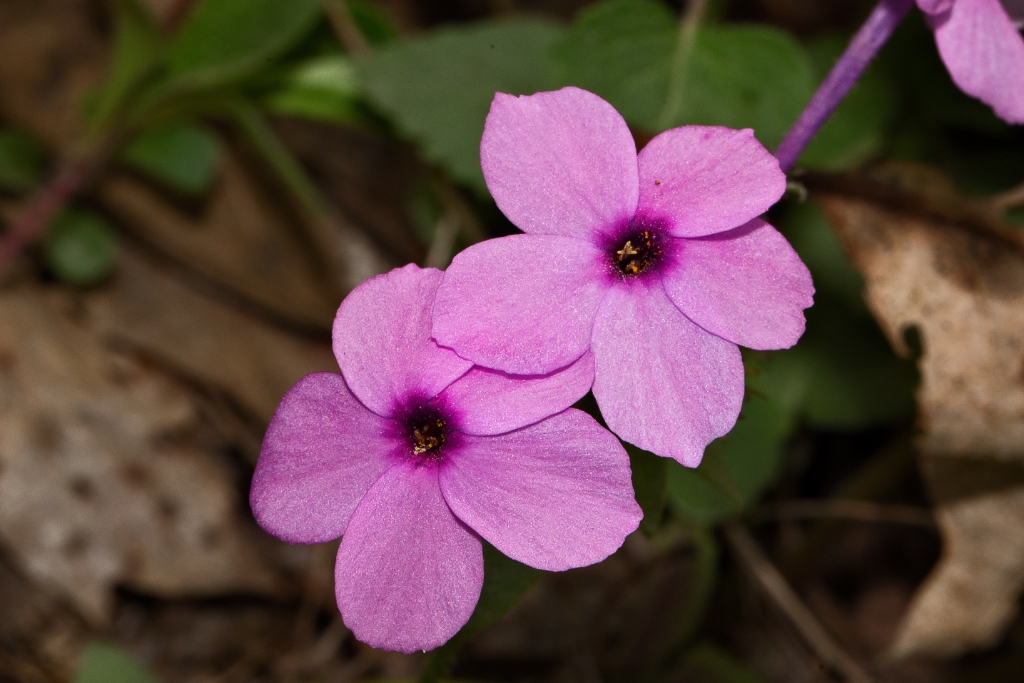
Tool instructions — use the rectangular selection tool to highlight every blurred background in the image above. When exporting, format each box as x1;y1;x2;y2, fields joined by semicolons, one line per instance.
1;0;1024;681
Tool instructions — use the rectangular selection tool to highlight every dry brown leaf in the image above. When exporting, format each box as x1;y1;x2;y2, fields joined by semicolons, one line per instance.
0;0;104;150
83;249;338;426
817;175;1024;658
0;285;281;625
100;155;341;333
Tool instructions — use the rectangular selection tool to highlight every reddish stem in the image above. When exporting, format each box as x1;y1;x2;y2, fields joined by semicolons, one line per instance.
0;162;89;268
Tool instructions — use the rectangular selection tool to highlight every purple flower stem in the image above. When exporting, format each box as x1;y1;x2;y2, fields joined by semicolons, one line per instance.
774;0;915;173
0;161;87;269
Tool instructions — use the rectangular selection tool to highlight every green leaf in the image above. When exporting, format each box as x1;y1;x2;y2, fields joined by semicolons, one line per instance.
626;444;667;534
357;19;562;192
464;541;541;634
0;129;47;193
553;0;814;147
348;0;400;47
163;0;322;91
417;543;540;681
798;34;897;171
667;355;795;526
263;55;363;126
74;642;158;683
87;0;163;134
553;0;676;131
121;123;222;195
45;209;119;288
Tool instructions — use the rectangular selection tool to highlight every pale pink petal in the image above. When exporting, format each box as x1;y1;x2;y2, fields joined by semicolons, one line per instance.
435;353;595;436
635;126;786;238
591;283;744;467
335;462;483;653
250;373;395;544
481;87;639;239
917;0;954;14
334;264;472;417
661;220;814;351
932;0;1024;124
432;234;611;375
439;409;641;571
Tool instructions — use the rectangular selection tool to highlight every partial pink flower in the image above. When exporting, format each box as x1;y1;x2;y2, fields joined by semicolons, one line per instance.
250;263;640;653
918;0;1024;123
432;87;814;467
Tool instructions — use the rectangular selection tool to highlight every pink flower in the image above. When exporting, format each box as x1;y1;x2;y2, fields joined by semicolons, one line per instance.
432;87;814;467
250;264;641;653
919;0;1024;123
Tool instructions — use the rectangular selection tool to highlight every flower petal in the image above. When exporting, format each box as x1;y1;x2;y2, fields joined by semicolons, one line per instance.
334;264;472;417
635;126;786;238
932;0;1024;124
250;373;395;544
432;234;610;375
435;352;595;436
661;220;814;350
335;462;483;653
917;0;954;14
481;87;639;239
591;282;744;467
439;409;641;571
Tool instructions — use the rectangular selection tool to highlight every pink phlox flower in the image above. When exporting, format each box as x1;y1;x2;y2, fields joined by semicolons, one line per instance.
250;263;641;653
432;87;814;467
918;0;1024;123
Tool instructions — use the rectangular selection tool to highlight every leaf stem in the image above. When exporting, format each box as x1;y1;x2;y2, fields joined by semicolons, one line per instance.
323;0;371;56
774;0;914;173
656;0;709;131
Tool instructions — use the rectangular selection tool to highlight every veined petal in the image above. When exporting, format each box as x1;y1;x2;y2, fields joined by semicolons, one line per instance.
635;126;786;238
932;0;1024;124
481;87;639;239
435;352;595;436
439;409;641;571
432;234;610;375
335;462;483;653
250;373;395;544
591;283;744;467
661;220;814;351
334;264;472;417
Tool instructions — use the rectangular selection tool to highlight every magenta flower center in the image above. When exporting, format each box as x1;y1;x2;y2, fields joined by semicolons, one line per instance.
399;402;451;462
607;218;668;277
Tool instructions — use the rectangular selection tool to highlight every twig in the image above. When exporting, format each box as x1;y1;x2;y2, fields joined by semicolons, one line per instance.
806;171;1024;253
0;162;88;269
324;0;371;57
988;180;1024;214
424;208;460;270
656;0;709;131
749;500;935;528
723;524;875;683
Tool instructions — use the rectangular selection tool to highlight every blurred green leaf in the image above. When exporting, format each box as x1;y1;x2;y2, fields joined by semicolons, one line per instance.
627;444;668;534
74;642;158;683
464;541;540;634
163;0;322;91
88;0;163;134
774;201;917;430
0;129;46;193
553;0;676;131
121;123;222;195
799;34;897;171
554;0;814;147
45;209;119;288
667;374;790;526
264;55;363;126
357;19;562;192
418;542;540;681
348;0;400;47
